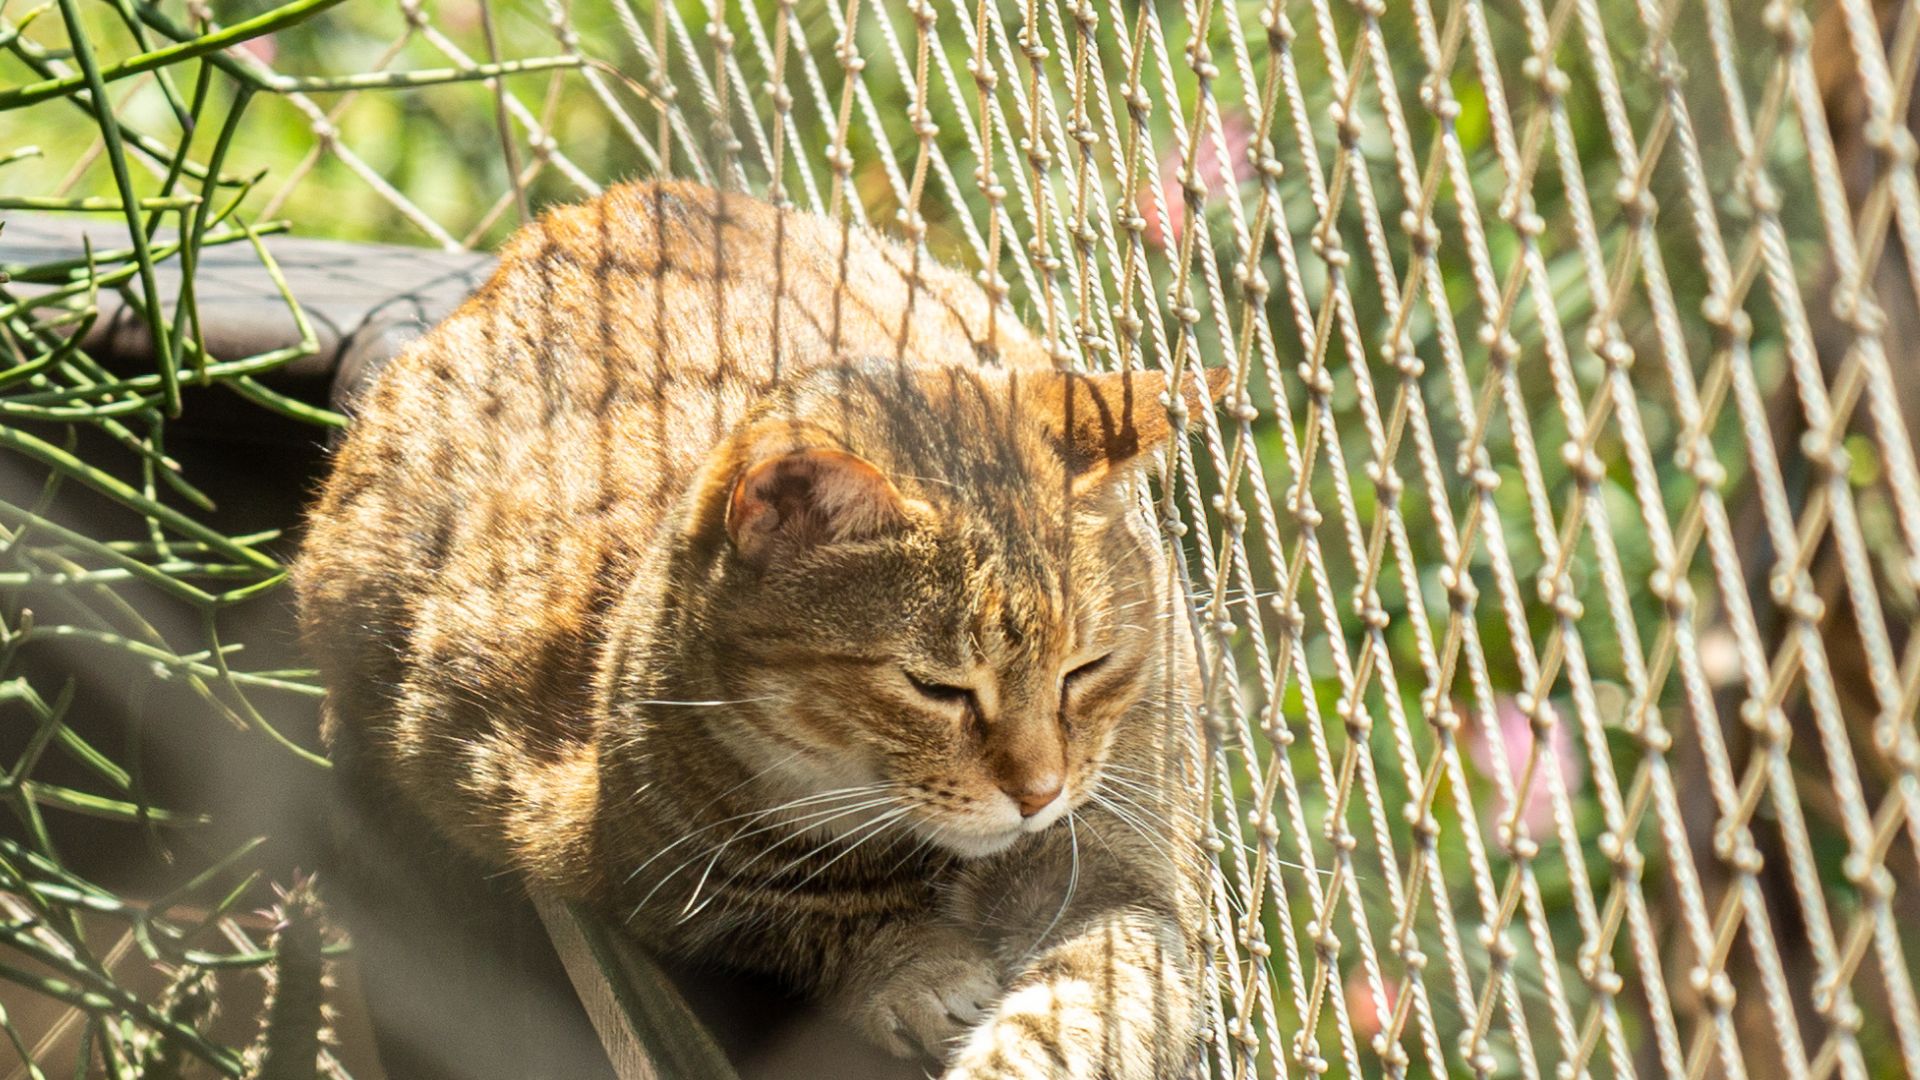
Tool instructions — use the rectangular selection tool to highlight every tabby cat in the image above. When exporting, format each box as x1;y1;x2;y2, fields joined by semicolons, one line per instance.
296;182;1225;1079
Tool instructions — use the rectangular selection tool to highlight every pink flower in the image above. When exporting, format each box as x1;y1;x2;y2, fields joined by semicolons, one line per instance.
1137;111;1256;250
1345;968;1397;1041
1463;695;1583;846
433;0;484;33
236;34;276;65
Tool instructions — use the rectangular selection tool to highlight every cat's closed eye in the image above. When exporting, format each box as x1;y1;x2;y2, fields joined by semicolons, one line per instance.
903;670;974;707
1062;653;1112;689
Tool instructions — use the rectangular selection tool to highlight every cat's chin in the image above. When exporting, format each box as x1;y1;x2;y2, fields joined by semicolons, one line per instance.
930;826;1025;860
925;796;1076;859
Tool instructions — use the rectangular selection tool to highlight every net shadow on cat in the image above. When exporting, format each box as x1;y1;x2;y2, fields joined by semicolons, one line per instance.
302;182;1220;1080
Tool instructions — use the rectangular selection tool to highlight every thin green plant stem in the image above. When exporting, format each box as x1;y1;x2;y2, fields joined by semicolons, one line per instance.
0;195;200;211
0;395;160;419
224;374;344;428
9;553;318;794
18;781;205;825
0;257;215;509
0;427;77;570
4;339;313;407
236;217;317;381
11;626;319;698
0;848;67;932
0;953;242;1076
19;682;134;794
0;561;259;587
95;1009;130;1080
13;793;60;872
119;2;582;96
71;1020;93;1080
143;835;266;923
3;686;71;790
0;304;220;513
21;882;125;917
0;1000;50;1080
480;0;528;225
0;501;218;606
123;676;160;850
51;0;179;413
0;425;277;570
5;793;88;962
175;873;259;945
96;531;277;557
99;0;191;128
0;298;92;392
0;838;93;893
0;680;95;789
0;340;73;395
185;939;349;969
0;15;242;185
0;353;219;510
0;0;350;109
143;54;217;244
267;54;585;92
201;611;330;767
172;86;255;380
0;221;285;285
140;415;171;556
0;1;53;49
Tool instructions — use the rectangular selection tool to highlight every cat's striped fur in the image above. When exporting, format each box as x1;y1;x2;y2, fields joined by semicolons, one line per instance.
297;182;1223;1078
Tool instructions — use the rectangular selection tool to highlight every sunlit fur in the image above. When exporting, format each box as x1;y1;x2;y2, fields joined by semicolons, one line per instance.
298;182;1222;1078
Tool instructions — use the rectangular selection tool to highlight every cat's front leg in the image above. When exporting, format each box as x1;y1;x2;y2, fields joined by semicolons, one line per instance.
831;919;1006;1060
943;906;1199;1080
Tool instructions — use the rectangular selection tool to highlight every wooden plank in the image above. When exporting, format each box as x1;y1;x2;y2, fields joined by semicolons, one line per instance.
533;894;741;1080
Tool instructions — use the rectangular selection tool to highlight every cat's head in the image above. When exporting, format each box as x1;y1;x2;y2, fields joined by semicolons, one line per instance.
663;361;1229;858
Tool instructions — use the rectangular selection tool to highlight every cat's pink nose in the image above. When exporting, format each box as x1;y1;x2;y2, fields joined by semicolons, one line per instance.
1006;775;1063;818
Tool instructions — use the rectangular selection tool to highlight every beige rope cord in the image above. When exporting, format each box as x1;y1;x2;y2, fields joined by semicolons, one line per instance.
31;0;1919;1075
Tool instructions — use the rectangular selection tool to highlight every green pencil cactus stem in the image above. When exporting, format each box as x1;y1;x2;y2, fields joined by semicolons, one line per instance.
131;965;218;1080
244;876;331;1080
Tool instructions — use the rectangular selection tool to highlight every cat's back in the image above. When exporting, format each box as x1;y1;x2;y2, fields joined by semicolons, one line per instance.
296;182;1041;857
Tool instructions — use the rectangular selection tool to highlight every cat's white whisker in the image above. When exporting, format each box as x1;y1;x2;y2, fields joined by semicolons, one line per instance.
1100;595;1168;617
888;830;942;876
623;782;895;898
689;801;915;924
1097;761;1200;791
1023;811;1079;959
1093;772;1336;881
618;749;820;882
1095;773;1195;807
668;782;917;921
1084;791;1195;874
888;472;959;489
630;696;780;707
1093;772;1203;820
646;788;896;882
671;794;904;918
767;805;916;905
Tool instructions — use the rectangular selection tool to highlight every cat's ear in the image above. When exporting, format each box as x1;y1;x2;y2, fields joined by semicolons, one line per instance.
1030;366;1232;496
695;425;917;564
726;446;911;561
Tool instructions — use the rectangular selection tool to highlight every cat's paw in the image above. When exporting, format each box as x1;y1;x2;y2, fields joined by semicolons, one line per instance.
852;932;1002;1060
940;978;1101;1080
